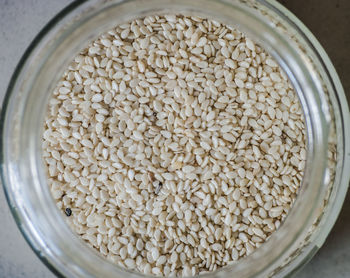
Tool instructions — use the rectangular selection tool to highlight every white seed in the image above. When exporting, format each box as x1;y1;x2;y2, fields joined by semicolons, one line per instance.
133;130;143;141
245;38;255;51
206;111;216;122
151;247;160;261
223;133;236;143
183;165;195;173
225;59;236;69
91;94;103;102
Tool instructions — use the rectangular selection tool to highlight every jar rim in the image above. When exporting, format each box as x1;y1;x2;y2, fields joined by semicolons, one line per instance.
1;0;349;278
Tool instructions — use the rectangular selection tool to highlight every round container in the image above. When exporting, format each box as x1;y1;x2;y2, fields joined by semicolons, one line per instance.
1;0;349;277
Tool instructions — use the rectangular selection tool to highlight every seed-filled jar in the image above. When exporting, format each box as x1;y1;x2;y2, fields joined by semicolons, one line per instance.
1;1;349;278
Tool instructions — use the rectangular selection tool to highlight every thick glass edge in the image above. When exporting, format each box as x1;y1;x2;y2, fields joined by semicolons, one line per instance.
267;0;350;251
262;0;350;275
0;1;87;278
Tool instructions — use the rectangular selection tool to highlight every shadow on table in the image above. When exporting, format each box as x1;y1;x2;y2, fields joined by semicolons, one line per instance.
297;189;350;278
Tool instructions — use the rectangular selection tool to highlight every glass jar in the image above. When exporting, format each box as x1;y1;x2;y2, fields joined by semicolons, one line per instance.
1;0;349;277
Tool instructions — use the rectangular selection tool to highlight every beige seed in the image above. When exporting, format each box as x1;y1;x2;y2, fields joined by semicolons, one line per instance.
183;165;195;173
223;133;236;143
225;59;236;69
91;94;103;102
206;111;216;122
133;130;143;141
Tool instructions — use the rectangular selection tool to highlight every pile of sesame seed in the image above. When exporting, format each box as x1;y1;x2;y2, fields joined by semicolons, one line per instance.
42;14;306;277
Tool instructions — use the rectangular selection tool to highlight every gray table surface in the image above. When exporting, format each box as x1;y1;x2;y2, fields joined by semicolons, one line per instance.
0;1;349;277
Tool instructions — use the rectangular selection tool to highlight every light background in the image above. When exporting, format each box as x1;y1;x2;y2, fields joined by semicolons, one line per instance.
0;0;349;277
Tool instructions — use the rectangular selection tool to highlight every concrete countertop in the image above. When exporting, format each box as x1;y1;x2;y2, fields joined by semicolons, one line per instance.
0;0;349;277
